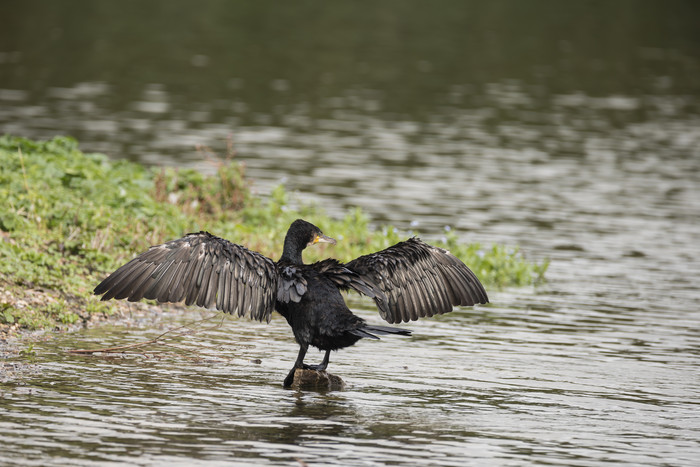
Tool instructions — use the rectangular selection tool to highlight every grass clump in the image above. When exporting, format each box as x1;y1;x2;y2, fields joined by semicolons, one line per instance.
0;135;547;332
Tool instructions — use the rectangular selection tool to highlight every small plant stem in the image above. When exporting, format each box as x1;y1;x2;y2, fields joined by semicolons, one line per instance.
66;312;222;354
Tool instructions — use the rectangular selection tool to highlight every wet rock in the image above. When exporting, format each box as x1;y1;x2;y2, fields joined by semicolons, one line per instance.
291;368;345;390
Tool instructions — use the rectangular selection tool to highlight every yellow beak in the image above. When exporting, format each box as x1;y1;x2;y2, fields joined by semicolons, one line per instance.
313;234;337;245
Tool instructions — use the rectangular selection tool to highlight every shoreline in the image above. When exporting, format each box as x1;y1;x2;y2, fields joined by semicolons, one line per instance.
0;135;547;340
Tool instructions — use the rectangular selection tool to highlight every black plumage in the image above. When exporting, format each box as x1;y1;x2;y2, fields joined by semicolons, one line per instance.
94;219;489;386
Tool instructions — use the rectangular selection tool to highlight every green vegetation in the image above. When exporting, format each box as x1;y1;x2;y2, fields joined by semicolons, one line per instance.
0;135;547;333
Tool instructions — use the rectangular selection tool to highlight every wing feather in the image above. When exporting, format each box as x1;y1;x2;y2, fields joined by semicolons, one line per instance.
194;253;214;308
308;259;386;302
203;262;218;309
111;262;152;300
346;237;489;323
94;231;278;322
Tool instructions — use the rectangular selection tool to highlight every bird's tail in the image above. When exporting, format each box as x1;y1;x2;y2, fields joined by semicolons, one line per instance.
350;324;412;340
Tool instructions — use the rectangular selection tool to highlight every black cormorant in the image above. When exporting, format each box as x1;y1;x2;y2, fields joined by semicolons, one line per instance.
94;219;489;386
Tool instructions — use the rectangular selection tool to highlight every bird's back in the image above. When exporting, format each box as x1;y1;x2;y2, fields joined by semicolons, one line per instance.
276;266;366;351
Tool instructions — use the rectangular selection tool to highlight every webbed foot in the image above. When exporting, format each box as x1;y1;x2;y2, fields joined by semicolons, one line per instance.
283;366;299;387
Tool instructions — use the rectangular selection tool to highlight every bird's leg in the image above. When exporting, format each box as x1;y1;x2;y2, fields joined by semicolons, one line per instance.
283;344;308;387
304;349;331;371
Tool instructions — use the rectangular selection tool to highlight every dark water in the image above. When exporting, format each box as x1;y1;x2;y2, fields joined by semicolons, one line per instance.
2;1;700;465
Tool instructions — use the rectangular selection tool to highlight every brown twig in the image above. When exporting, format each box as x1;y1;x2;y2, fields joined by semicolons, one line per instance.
66;312;224;355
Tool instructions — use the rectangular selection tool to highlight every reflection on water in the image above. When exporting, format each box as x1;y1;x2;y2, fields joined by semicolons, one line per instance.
2;1;700;465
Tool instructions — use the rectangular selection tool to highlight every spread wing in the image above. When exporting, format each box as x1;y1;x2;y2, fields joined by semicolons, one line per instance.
94;231;278;322
345;238;489;324
309;259;387;301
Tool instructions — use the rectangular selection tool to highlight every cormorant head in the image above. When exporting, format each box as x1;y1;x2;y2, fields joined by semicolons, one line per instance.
280;219;336;263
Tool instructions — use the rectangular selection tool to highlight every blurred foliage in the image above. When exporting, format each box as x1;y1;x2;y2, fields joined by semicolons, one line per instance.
0;135;547;330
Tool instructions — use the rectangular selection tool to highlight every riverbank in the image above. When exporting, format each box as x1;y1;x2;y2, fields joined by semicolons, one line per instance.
0;135;547;337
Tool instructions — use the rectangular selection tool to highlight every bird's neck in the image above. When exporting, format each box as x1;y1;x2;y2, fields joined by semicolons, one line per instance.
280;237;305;265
